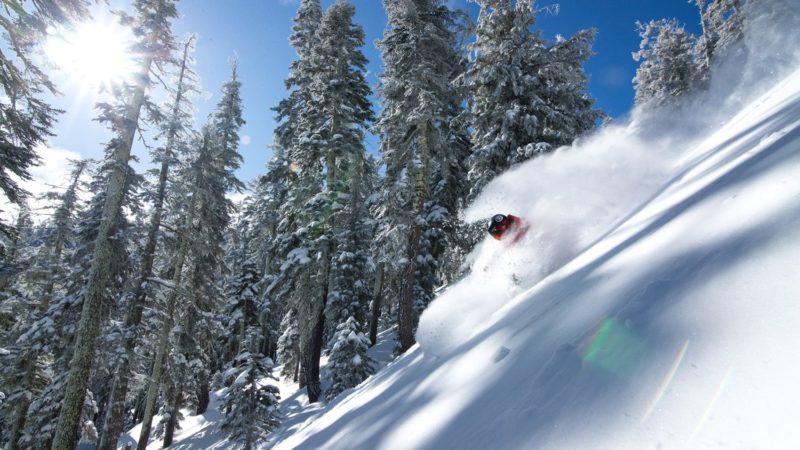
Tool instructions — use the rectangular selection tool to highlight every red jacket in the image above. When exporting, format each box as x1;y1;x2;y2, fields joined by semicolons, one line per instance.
489;214;529;243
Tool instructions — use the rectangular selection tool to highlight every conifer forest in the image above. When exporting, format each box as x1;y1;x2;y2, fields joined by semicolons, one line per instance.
1;1;795;449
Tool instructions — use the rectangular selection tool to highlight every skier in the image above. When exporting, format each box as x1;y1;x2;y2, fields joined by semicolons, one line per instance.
487;214;529;243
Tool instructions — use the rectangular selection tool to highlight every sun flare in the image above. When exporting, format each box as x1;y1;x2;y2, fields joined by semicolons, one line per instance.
45;19;137;91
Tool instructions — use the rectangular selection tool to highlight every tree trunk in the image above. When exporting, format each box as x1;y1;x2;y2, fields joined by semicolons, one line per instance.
162;381;182;448
5;397;31;450
51;54;154;450
398;127;430;354
369;262;385;346
136;196;194;450
98;39;193;450
196;373;210;415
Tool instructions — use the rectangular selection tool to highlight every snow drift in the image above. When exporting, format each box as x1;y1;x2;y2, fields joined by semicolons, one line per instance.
272;7;800;449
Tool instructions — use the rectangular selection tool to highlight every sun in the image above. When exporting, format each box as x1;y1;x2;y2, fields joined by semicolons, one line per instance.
45;18;137;91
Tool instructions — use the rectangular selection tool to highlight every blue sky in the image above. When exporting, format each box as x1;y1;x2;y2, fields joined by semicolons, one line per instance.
44;0;704;188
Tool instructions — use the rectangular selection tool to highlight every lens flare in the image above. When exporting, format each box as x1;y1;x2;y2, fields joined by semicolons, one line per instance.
45;17;137;91
579;318;645;378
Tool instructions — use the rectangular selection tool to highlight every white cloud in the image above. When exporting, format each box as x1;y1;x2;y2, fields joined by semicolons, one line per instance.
27;145;83;195
0;144;84;223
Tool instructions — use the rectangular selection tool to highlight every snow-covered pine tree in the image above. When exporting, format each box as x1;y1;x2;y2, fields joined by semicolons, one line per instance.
221;262;261;369
265;0;323;393
138;64;244;447
52;1;179;448
97;35;199;450
276;308;301;381
375;0;469;353
18;151;140;449
463;0;601;202
0;207;33;295
0;159;90;450
179;61;245;418
0;0;89;237
274;0;321;161
324;142;376;348
325;316;374;401
247;147;297;351
694;0;745;77
633;19;700;107
220;329;281;450
287;0;374;403
0;346;49;450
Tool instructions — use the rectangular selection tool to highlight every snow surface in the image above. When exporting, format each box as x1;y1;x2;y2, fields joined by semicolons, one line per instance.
270;64;800;450
121;329;399;449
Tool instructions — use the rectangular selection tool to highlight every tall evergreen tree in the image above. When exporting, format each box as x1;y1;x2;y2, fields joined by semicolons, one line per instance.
375;0;468;353
463;0;601;201
24;147;140;450
0;159;89;450
52;1;179;448
137;64;244;448
289;0;373;403
97;35;199;450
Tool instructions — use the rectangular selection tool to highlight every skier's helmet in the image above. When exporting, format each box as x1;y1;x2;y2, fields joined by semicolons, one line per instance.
488;214;509;239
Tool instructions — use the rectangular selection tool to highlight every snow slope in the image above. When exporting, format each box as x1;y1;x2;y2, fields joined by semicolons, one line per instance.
271;66;800;449
121;329;400;449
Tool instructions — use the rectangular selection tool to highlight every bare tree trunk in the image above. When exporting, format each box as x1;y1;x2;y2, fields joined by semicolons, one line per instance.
369;263;385;347
196;372;210;415
398;127;430;354
162;381;182;448
51;53;154;450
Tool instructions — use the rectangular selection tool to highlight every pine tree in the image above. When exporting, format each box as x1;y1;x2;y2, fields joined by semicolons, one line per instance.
97;34;199;450
463;0;601;201
276;308;301;381
221;262;262;368
220;330;281;450
375;0;469;353
265;0;323;397
288;0;374;403
18;152;139;449
0;346;49;450
0;0;89;236
694;0;745;76
137;65;244;448
0;159;90;450
274;0;322;159
235;148;297;368
52;1;178;448
325;155;377;339
325;316;374;401
632;19;700;107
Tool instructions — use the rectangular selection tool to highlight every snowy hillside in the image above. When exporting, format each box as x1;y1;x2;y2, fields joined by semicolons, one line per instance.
118;25;800;450
267;67;800;449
